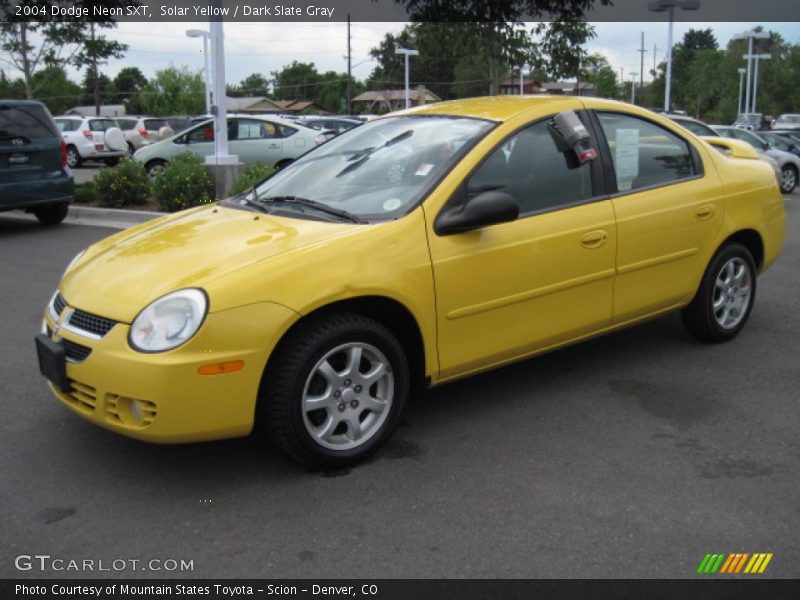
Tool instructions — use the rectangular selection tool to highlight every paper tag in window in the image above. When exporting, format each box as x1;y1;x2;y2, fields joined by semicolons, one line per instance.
415;163;434;177
615;129;640;183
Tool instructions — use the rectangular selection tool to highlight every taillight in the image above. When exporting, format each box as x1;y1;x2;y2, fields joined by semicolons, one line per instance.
60;139;67;168
139;129;149;137
82;130;93;140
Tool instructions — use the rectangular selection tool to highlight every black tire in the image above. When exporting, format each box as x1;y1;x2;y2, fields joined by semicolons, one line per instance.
145;159;167;176
681;242;757;343
275;159;294;171
105;157;120;167
34;203;69;225
259;311;410;469
780;164;797;194
66;146;81;169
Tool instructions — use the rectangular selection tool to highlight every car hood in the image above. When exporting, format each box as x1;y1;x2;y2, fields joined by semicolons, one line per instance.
59;203;361;322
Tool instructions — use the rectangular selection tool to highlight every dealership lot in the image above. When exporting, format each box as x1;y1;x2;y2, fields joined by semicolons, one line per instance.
0;193;798;579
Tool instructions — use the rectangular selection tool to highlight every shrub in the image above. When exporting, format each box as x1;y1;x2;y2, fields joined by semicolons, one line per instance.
152;152;215;212
94;158;150;208
230;162;275;196
74;181;98;205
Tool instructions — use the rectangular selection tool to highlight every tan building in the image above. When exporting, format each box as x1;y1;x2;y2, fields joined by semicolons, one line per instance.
353;87;442;113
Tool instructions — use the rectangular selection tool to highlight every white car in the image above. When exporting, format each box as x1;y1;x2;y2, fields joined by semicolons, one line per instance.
114;116;175;155
133;114;324;175
54;116;127;168
712;125;800;194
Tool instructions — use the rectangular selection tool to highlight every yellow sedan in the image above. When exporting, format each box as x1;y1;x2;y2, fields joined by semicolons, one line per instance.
36;97;786;467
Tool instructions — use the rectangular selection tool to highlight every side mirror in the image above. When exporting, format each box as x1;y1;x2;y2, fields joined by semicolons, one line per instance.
436;191;519;235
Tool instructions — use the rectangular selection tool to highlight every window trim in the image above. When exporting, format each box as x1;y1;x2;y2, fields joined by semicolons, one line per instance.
434;111;609;236
590;110;705;198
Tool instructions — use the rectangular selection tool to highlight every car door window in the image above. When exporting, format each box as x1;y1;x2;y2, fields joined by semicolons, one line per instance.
186;123;214;143
597;112;696;192
466;119;594;216
89;119;116;132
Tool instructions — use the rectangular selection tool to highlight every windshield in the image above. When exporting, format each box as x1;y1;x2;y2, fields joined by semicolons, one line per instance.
248;115;494;220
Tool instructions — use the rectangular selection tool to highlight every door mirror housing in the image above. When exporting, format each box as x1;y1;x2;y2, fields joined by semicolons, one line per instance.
436;190;520;235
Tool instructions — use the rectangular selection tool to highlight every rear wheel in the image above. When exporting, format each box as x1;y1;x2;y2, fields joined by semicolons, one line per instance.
681;243;757;343
33;203;69;225
780;164;797;194
259;312;409;468
66;146;81;169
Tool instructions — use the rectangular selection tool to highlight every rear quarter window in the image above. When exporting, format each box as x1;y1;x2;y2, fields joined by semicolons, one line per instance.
0;104;57;139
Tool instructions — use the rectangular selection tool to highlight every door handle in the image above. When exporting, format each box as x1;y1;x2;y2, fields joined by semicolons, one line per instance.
580;230;608;249
268;143;280;149
695;204;716;221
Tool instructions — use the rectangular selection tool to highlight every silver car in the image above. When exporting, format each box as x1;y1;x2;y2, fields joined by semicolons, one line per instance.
54;116;127;168
115;116;175;155
712;125;800;194
133;114;323;175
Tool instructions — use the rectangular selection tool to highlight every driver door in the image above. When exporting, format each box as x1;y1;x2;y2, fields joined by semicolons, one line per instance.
427;117;616;380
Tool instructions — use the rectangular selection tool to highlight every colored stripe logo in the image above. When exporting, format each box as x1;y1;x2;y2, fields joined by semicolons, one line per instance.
696;552;773;574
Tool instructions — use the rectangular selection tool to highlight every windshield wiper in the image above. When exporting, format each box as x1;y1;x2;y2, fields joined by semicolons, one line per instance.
257;195;366;224
237;192;271;214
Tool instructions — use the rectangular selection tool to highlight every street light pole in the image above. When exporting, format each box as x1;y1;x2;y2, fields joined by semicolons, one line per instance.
737;68;746;116
649;0;700;113
630;72;638;104
395;47;419;109
751;53;771;114
186;29;211;114
733;29;769;116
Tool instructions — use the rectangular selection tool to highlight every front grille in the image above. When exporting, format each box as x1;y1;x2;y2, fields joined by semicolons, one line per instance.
53;293;67;316
65;380;97;413
68;309;117;337
61;338;92;362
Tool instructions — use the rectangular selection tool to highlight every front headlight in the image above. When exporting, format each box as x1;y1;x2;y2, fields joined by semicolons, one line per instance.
129;288;208;353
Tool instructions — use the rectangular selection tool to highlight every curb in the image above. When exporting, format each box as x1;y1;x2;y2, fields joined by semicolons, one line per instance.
66;205;165;228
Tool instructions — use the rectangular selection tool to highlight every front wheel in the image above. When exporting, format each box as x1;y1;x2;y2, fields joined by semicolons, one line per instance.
681;243;757;343
145;159;167;177
259;312;409;468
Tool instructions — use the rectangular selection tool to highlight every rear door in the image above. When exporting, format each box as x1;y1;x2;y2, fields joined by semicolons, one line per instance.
592;110;725;323
228;118;283;165
0;103;62;198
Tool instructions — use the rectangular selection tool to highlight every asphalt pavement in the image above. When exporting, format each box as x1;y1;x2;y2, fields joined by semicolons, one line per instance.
0;193;798;579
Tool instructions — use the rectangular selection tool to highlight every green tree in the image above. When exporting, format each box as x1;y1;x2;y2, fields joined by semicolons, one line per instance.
33;66;82;114
237;73;271;97
113;66;148;106
581;54;618;99
72;22;127;115
270;61;320;101
132;66;205;116
81;68;113;106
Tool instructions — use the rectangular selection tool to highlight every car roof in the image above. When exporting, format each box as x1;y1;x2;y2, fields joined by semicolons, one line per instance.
0;99;48;108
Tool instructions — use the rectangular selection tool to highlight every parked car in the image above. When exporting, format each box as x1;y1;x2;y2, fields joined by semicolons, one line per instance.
54;115;127;168
733;113;769;131
36;97;786;467
133;114;323;175
712;125;800;193
1;100;73;224
296;116;362;143
772;114;800;131
665;114;717;137
115;116;174;155
771;129;800;145
758;131;800;158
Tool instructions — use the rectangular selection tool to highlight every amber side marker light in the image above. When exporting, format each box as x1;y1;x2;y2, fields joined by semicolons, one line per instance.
198;360;245;375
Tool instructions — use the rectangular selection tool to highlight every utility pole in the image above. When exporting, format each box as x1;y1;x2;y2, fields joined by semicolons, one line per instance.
653;44;657;75
637;32;646;104
90;23;99;116
346;14;352;114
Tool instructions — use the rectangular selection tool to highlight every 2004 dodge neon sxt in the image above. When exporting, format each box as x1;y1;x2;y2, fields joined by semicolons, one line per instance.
36;97;786;467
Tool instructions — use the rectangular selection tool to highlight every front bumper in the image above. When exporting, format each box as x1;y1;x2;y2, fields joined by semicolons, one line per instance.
41;299;297;443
